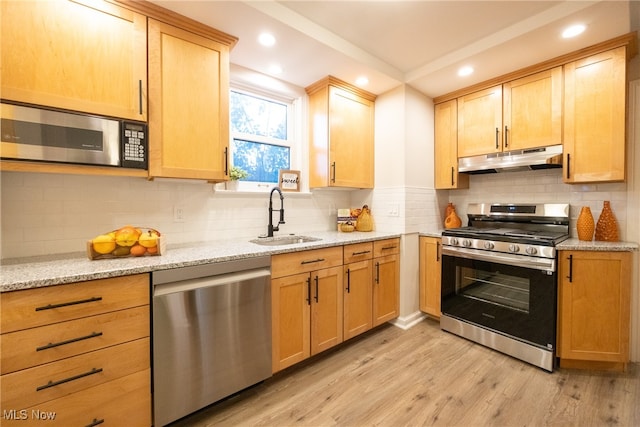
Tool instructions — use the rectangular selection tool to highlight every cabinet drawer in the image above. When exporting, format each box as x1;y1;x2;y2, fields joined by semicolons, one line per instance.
373;238;400;257
1;274;149;333
343;242;373;263
272;247;343;278
1;306;149;374
0;369;151;427
1;337;149;410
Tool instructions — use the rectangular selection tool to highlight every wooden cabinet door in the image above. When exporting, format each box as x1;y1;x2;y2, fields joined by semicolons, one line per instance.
148;19;230;180
372;254;400;327
310;266;344;355
435;100;468;189
457;85;503;157
563;47;627;183
557;251;631;365
419;237;441;317
1;0;147;121
503;67;562;151
271;273;310;372
343;260;373;340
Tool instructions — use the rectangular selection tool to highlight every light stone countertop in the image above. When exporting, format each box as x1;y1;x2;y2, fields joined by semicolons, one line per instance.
555;238;639;252
0;231;401;292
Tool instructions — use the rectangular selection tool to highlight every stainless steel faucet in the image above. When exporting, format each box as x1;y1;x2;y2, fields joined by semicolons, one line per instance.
267;186;285;237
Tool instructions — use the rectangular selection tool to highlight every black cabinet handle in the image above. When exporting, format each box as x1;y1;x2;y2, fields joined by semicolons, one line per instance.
451;166;454;186
35;297;102;312
566;153;571;179
381;245;397;251
224;147;229;176
37;331;103;352
330;162;336;183
138;79;143;115
375;262;380;284
86;419;105;427
301;258;325;265
436;242;440;262
37;368;103;391
306;277;311;305
314;276;319;302
495;127;499;149
346;268;351;293
351;250;371;256
504;125;509;147
567;254;573;283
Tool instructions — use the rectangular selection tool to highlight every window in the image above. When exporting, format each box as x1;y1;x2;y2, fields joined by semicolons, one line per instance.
229;89;294;188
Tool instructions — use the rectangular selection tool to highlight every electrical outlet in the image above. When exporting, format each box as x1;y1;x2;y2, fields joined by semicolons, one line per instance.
389;204;399;217
173;206;185;222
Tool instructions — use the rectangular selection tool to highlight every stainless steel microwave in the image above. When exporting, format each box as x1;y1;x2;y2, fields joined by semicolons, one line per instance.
0;101;147;169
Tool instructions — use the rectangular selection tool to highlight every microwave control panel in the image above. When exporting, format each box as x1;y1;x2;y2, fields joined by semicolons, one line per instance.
121;121;148;169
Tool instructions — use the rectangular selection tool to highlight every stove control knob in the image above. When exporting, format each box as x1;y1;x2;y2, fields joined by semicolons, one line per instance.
450;238;459;246
526;247;538;255
508;244;520;253
483;241;495;250
462;239;472;247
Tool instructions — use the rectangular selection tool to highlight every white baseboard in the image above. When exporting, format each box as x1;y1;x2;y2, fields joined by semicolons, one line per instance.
389;310;427;330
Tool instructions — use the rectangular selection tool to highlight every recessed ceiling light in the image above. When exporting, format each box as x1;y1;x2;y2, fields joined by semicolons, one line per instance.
458;66;474;77
258;32;276;47
355;76;369;86
562;24;586;39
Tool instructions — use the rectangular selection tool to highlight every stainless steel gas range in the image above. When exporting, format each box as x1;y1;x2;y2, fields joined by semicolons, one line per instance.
440;203;570;372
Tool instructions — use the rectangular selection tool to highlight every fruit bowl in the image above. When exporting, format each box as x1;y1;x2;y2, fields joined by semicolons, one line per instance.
87;226;165;260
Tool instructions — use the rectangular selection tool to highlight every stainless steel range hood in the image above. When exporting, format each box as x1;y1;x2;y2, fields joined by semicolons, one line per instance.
458;144;563;174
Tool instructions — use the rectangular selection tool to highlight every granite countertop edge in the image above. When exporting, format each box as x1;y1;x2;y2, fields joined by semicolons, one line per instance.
555;238;639;251
0;231;401;292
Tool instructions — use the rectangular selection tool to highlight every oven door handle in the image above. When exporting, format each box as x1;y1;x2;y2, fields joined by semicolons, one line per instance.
441;247;555;272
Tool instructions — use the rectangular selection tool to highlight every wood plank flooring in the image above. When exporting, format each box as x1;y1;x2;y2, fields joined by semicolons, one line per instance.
169;318;639;427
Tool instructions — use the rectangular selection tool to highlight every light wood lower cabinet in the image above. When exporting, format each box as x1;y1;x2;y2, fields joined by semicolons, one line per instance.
372;239;400;326
271;247;343;373
343;242;374;340
557;250;632;370
419;236;441;318
271;239;401;373
0;274;151;426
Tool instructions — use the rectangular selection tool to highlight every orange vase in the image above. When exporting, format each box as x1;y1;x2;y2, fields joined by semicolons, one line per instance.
576;206;594;241
444;207;462;229
445;202;454;222
595;201;619;242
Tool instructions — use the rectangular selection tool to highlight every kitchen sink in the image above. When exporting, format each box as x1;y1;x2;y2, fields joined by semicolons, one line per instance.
249;235;321;246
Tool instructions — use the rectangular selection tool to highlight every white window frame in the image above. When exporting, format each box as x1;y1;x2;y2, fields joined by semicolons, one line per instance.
228;83;302;192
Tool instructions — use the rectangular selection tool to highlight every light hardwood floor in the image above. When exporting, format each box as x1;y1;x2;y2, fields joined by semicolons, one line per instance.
170;318;639;427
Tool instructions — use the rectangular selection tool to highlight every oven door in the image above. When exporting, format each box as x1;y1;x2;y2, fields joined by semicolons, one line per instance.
441;247;557;350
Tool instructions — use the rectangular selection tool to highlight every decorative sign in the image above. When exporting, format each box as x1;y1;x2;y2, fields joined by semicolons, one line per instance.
278;169;300;192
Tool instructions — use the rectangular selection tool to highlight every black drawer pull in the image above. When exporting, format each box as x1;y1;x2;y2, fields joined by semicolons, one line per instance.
301;258;325;265
351;250;371;256
37;367;103;391
35;297;102;311
37;332;103;352
381;245;397;251
86;419;105;427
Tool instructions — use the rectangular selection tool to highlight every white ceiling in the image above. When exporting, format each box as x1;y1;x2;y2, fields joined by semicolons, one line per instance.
150;0;633;99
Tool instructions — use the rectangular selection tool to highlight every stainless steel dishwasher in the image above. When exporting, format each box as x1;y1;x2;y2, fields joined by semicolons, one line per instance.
152;256;271;426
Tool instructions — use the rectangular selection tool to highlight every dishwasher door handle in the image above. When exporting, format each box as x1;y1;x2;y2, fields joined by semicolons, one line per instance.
153;268;271;297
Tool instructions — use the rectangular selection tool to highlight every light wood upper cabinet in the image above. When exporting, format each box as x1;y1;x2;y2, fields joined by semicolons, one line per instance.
563;47;627;183
457;85;503;158
503;67;563;151
457;67;563;158
148;19;230;181
419;236;441;318
307;77;376;189
435;99;468;189
1;0;147;121
557;250;632;370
